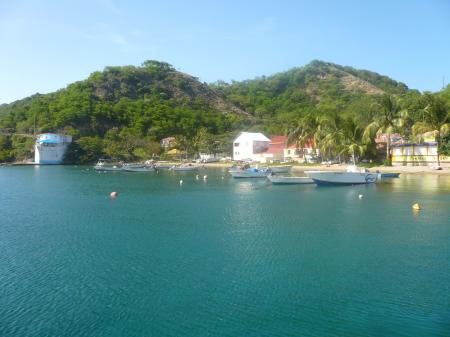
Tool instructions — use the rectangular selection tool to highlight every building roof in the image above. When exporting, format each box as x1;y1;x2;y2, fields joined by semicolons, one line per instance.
392;142;437;147
270;135;288;144
234;132;270;143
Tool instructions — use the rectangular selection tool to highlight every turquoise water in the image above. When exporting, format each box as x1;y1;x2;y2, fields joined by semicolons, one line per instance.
1;166;450;337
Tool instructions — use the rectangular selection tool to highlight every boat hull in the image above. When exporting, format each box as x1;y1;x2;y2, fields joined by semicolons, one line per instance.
123;167;155;172
268;175;314;184
230;170;270;178
94;165;123;172
305;171;378;185
380;173;400;178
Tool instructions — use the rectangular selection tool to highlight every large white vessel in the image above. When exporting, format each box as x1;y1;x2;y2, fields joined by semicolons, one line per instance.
34;133;72;164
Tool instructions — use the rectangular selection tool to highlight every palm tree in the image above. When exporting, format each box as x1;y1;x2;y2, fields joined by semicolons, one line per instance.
317;114;345;162
288;113;320;160
363;94;402;165
412;94;450;166
341;118;366;165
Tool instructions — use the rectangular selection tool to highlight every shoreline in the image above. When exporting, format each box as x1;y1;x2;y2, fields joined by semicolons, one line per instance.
202;162;450;175
4;161;450;175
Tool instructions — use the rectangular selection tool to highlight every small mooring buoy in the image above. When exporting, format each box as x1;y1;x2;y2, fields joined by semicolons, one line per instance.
179;179;183;186
412;203;421;211
110;191;118;198
358;194;364;199
196;174;199;180
203;174;208;180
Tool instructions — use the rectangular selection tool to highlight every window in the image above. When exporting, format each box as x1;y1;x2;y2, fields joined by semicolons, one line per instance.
234;143;239;147
287;150;291;155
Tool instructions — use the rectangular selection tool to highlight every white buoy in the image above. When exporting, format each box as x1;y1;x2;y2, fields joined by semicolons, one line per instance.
358;194;363;199
179;180;183;185
110;191;118;198
412;203;421;211
203;175;208;180
196;174;199;180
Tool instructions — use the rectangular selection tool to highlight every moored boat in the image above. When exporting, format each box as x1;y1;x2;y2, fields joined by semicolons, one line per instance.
123;166;156;172
94;159;123;171
123;163;145;169
268;175;314;184
305;165;379;185
269;165;292;173
171;165;198;171
380;172;401;178
230;167;271;178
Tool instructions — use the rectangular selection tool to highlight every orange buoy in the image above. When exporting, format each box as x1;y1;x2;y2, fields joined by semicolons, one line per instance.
110;191;118;198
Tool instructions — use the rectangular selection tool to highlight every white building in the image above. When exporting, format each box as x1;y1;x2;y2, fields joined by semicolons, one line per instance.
35;133;72;164
233;132;270;162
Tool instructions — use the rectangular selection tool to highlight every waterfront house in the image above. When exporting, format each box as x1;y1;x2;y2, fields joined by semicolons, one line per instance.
284;139;317;163
232;132;270;161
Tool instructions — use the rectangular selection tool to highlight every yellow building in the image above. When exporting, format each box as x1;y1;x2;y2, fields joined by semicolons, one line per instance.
392;143;450;166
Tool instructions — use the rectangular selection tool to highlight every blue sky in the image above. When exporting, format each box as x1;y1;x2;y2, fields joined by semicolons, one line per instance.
0;0;449;103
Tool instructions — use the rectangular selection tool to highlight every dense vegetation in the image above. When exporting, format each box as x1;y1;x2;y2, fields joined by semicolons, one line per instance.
0;60;449;164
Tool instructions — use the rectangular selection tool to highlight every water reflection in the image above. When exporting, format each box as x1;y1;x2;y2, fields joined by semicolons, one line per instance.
379;174;450;194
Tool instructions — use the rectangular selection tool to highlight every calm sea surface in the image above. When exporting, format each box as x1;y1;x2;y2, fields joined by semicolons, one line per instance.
1;166;449;337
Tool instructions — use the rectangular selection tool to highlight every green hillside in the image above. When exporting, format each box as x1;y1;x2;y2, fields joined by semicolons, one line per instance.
211;60;410;134
1;59;448;164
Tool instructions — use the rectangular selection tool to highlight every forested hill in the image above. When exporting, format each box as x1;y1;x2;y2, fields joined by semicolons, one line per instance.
210;60;411;134
0;59;425;163
0;60;248;139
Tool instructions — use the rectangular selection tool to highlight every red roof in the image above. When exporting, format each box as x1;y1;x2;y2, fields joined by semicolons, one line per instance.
270;135;288;144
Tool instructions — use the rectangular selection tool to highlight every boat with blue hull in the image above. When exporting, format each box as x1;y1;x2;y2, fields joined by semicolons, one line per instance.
381;173;401;178
305;166;379;185
230;167;271;178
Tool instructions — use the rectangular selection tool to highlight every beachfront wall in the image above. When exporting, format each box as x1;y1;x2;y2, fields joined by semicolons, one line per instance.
34;133;72;164
392;143;450;167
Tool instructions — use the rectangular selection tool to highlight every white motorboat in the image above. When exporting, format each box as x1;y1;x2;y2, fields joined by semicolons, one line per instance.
123;166;155;172
230;168;271;178
305;165;379;185
267;175;314;184
269;165;292;173
94;159;123;171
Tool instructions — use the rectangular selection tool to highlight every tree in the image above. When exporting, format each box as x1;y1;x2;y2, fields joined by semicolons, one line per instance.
318;114;346;161
288;113;320;151
412;94;450;166
341;118;367;165
363;94;402;165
